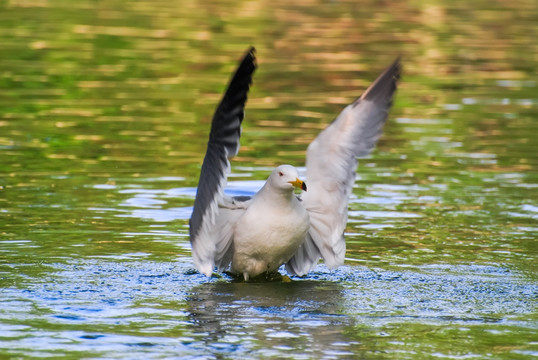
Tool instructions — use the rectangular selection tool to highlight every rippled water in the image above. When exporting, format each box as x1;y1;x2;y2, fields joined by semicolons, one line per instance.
3;260;534;359
1;0;537;358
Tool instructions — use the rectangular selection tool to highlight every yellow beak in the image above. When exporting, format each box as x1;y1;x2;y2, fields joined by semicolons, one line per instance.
288;178;307;191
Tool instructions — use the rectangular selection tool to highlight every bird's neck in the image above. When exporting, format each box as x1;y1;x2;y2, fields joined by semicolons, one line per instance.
256;184;295;206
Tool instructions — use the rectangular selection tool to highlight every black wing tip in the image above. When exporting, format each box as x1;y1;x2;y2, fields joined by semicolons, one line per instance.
358;56;401;104
220;46;257;95
227;46;257;92
210;46;258;139
239;46;257;73
246;46;256;59
391;56;402;77
390;55;402;82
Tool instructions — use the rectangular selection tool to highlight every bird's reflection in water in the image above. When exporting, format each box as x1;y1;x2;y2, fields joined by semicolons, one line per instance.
187;279;358;357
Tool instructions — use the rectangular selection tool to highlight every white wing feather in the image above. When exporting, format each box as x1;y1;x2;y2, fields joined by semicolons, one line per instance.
286;59;401;276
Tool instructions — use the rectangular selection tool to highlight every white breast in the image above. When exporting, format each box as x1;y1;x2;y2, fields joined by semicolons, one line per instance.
231;195;310;278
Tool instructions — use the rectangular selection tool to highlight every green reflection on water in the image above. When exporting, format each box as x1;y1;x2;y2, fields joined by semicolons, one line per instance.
1;0;537;358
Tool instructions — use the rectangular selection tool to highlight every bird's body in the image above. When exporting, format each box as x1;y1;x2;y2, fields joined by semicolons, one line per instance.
231;166;310;280
189;47;400;280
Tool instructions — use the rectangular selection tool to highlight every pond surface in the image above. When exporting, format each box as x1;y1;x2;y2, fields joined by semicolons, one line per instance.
1;0;537;359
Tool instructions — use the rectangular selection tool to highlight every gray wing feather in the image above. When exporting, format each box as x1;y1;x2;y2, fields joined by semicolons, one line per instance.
287;58;401;276
189;47;257;276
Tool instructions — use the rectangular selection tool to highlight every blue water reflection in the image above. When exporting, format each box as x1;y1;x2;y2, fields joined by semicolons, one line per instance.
1;259;535;358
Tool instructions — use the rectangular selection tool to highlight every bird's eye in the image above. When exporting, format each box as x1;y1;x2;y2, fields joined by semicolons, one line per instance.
278;171;283;177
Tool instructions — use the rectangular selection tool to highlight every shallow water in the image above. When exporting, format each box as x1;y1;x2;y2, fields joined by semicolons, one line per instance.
2;260;535;359
1;0;537;358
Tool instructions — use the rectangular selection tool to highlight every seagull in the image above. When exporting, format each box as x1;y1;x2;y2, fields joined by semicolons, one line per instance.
189;47;400;280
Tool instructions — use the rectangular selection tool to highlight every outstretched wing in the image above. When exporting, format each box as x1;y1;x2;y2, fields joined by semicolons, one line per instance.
190;47;257;276
286;58;401;276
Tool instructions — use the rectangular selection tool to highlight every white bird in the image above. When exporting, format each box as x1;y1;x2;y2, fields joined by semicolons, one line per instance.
189;47;400;280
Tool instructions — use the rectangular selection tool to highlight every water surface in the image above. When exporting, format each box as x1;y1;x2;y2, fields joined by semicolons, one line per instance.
1;0;537;358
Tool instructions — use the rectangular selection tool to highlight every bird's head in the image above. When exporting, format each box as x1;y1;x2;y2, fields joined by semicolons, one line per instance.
269;165;307;192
